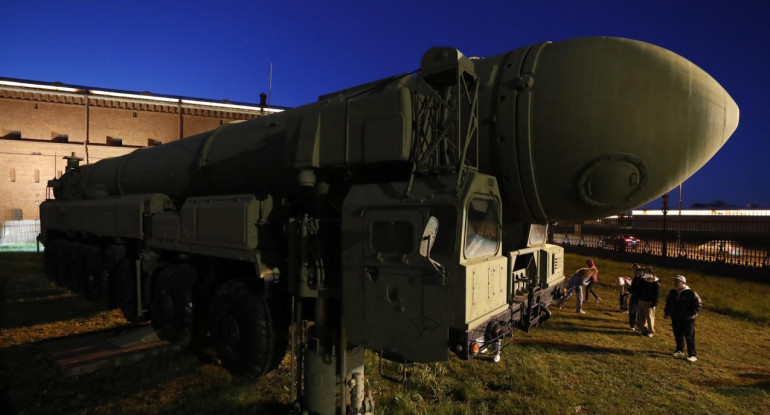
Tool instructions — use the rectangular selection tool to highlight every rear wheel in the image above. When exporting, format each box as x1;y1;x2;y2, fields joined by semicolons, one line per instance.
151;264;197;345
43;239;59;281
84;246;105;302
55;242;73;287
70;243;87;294
210;279;288;378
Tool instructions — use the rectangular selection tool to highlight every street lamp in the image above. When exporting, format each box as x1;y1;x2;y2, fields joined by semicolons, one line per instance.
661;193;670;257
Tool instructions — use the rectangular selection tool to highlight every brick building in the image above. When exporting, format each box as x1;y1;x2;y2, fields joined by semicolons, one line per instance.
0;77;284;220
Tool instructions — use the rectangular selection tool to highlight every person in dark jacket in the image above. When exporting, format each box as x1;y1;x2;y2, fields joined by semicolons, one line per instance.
664;275;702;362
635;267;660;337
626;264;644;330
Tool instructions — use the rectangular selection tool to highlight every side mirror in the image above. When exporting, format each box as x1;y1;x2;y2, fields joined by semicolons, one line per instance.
419;216;439;259
420;216;446;285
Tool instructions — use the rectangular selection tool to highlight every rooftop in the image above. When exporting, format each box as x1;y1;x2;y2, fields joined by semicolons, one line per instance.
0;76;287;114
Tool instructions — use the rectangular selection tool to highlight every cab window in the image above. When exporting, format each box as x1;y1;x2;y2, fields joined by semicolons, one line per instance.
464;198;499;258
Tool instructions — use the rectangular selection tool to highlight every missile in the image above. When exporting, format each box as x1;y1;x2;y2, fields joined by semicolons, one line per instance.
476;37;739;222
62;37;737;228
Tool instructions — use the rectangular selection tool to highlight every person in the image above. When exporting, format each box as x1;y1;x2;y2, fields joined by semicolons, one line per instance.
585;273;601;302
584;259;601;303
557;259;598;314
616;275;632;312
663;275;702;362
626;264;643;329
635;267;660;337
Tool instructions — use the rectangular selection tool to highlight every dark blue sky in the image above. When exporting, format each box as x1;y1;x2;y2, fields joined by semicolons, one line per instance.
1;0;767;209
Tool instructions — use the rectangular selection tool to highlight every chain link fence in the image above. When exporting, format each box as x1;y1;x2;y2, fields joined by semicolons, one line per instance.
0;220;41;245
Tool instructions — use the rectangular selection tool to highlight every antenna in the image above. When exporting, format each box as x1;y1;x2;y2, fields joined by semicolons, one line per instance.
268;62;273;107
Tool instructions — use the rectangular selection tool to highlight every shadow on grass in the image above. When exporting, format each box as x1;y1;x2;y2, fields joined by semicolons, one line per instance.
712;373;770;396
0;252;44;274
708;306;769;325
558;326;633;336
1;292;109;329
0;251;108;329
551;319;633;336
551;313;620;324
0;340;207;415
155;386;292;415
713;373;770;397
5;286;63;301
517;340;637;356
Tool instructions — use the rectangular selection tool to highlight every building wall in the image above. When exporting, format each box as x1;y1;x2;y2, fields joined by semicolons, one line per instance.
0;96;86;141
183;113;228;136
88;105;180;146
0;81;274;220
0;140;137;220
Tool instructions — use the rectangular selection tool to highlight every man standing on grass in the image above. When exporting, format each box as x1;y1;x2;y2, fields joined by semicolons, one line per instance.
627;264;644;330
664;275;702;362
635;267;660;337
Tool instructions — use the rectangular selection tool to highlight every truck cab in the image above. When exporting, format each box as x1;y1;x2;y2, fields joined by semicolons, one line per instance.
341;171;564;363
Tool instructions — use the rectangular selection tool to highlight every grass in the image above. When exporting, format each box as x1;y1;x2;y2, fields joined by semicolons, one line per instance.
0;243;41;253
1;252;769;414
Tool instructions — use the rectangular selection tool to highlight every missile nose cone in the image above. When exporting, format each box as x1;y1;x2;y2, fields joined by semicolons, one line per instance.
724;94;740;143
505;37;739;221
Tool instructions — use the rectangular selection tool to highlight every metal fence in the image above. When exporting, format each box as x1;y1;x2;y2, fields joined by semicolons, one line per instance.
0;220;40;245
550;210;770;269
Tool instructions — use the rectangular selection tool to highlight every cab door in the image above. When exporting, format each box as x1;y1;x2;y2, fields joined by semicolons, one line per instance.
360;209;426;355
461;196;509;328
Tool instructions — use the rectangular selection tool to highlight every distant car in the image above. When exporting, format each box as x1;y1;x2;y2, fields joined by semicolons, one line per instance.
599;234;640;251
696;240;744;257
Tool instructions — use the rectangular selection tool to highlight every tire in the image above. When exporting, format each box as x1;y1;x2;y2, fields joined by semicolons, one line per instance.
70;243;87;294
84;246;105;302
55;242;73;287
210;279;288;378
151;265;197;345
101;248;121;309
43;239;59;281
114;258;148;324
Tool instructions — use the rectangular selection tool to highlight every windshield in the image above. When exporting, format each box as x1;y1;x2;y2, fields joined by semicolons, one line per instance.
464;197;500;258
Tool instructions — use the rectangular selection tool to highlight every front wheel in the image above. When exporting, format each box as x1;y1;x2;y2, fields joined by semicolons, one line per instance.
210;279;288;378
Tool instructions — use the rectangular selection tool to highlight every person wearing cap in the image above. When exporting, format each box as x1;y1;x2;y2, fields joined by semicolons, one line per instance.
635;267;660;337
626;264;644;329
664;275;702;362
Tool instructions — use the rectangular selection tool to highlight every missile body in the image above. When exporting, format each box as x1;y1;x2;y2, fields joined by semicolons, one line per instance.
59;37;738;224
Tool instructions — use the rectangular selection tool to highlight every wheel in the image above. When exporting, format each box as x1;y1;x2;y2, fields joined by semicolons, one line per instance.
84;246;105;302
43;239;59;281
55;242;73;287
210;279;288;378
114;258;148;324
151;264;197;345
101;248;121;309
70;243;87;294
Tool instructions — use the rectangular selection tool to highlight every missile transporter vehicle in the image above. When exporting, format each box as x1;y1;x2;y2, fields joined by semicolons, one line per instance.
39;37;738;414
